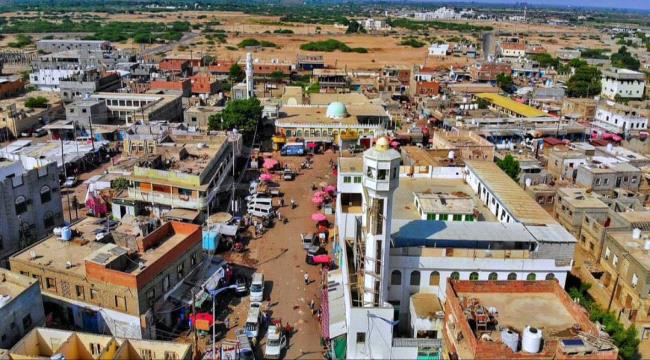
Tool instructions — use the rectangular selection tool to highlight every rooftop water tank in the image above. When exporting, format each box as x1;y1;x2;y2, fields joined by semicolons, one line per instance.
60;226;72;241
522;326;542;353
501;328;519;353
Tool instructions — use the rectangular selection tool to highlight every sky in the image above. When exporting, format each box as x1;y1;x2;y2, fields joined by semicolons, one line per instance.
430;0;650;11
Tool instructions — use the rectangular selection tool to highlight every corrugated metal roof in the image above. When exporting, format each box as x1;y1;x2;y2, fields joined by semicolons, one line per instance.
466;161;556;225
476;93;546;118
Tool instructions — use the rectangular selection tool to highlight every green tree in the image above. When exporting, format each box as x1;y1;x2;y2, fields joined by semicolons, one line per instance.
229;63;245;83
496;154;520;182
202;55;216;66
24;96;49;108
611;46;641;71
496;73;513;92
531;53;559;69
270;70;284;83
567;65;601;97
346;20;365;34
111;177;129;191
208;98;262;141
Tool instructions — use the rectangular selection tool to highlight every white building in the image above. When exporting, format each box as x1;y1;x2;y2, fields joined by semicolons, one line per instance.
593;100;648;134
414;7;461;21
29;68;82;91
601;68;646;100
330;144;576;359
428;44;449;57
497;42;526;58
362;18;391;31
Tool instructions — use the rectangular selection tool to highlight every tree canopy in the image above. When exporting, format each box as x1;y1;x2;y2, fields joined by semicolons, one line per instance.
24;96;49;109
229;63;245;83
208;98;262;142
566;63;601;97
496;154;520;182
496;73;513;93
611;46;640;71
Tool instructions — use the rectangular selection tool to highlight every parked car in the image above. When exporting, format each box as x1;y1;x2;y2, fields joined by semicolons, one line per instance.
264;324;287;359
34;128;47;137
234;275;248;296
282;170;295;181
63;176;77;188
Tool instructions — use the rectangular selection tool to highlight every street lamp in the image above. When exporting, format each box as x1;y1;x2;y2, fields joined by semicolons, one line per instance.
209;284;238;360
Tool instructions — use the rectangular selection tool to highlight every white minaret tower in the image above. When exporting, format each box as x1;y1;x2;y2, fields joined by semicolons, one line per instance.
245;52;254;99
360;137;401;307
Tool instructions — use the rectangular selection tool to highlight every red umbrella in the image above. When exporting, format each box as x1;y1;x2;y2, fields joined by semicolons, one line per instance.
325;185;336;194
307;142;317;149
311;213;327;222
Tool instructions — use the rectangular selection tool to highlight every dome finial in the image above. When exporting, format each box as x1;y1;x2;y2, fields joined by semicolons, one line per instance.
375;137;389;151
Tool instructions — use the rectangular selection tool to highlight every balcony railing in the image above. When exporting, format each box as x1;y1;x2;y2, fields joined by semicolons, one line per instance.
128;188;205;210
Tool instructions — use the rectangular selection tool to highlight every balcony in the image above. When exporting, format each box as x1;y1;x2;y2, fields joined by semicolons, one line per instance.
127;188;206;210
390;247;531;260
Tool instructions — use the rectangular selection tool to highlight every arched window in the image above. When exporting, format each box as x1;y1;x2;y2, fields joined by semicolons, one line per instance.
450;272;460;280
488;272;498;281
507;273;517;280
296;130;303;137
391;270;401;285
40;185;51;204
410;271;421;286
315;130;321;137
545;273;555;281
285;130;292;137
15;195;27;215
469;272;479;281
527;273;537;281
429;271;440;286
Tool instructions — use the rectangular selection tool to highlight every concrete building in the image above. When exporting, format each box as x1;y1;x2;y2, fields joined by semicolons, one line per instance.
312;69;349;92
29;68;83;92
601;68;646;100
275;93;390;148
578;228;650;356
91;92;183;124
183;105;223;130
36;39;111;53
0;269;45;349
554;187;609;235
561;98;597;121
296;55;325;71
413;192;476;221
65;98;109;127
0;157;63;264
0;77;24;99
123;132;241;218
9;220;204;339
7;327;191;360
430;130;495;162
498;42;526;58
575;161;641;193
330;142;577;359
593;100;648;134
547;148;588;181
0;93;64;139
362;18;391;31
470;63;512;82
428;44;449;57
444;280;617;359
59;70;122;103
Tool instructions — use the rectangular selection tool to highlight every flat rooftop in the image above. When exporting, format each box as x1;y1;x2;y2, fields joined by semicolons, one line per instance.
557;188;608;209
608;230;650;272
309;93;370;106
338;157;363;173
414;192;475;215
401;146;443;167
0;269;36;300
466;161;556;225
393;178;496;221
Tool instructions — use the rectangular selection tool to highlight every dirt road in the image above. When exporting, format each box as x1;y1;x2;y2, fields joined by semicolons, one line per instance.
223;151;338;359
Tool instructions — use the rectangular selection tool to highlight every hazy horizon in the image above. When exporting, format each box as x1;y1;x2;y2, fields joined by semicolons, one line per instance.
416;0;650;11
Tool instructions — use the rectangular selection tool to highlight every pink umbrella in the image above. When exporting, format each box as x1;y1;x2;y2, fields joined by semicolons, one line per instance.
314;190;328;198
259;173;273;182
311;196;324;205
307;142;317;149
311;213;327;222
263;158;278;169
325;185;336;194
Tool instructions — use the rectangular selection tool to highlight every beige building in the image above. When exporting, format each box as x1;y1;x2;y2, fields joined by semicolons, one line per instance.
547;148;588;181
7;327;191;360
429;130;494;162
9;219;204;339
554;188;609;235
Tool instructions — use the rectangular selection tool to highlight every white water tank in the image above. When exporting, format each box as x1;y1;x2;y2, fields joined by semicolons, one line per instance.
448;151;455;160
645;239;650;251
633;228;642;239
522;326;542;353
501;328;519;353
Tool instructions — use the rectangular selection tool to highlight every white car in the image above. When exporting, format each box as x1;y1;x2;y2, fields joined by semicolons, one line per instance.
63;176;77;188
264;325;287;359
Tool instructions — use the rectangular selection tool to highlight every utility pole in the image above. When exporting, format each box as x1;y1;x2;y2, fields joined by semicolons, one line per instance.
60;138;73;222
191;289;198;353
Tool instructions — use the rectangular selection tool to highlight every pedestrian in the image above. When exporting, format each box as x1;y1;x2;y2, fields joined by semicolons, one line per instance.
309;298;315;310
291;198;296;209
304;272;310;285
224;317;230;330
276;211;282;221
280;198;284;207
